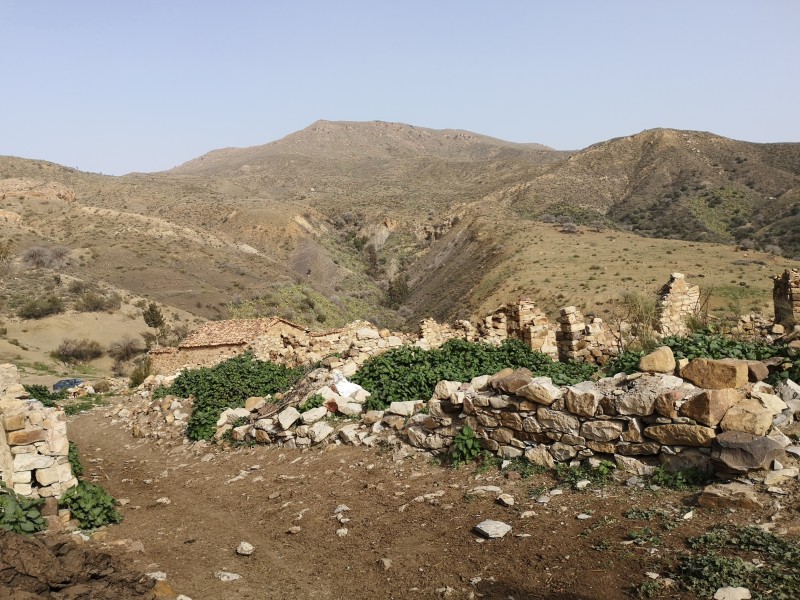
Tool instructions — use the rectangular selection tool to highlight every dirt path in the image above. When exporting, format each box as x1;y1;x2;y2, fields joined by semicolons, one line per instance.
67;407;729;600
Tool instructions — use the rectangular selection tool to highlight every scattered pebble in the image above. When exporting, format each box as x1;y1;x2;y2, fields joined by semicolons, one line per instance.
336;527;349;537
214;571;241;582
287;526;301;535
146;571;167;581
236;541;254;556
155;497;171;505
496;493;514;507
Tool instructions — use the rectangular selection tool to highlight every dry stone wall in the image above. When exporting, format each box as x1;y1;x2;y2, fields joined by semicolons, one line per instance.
407;355;799;475
0;364;77;498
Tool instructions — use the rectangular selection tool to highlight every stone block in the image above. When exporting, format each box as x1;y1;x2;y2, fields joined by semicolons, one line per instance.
536;407;580;435
681;358;749;389
580;419;624;442
643;424;716;447
719;398;773;436
3;412;26;432
6;428;47;446
711;430;784;473
680;389;741;427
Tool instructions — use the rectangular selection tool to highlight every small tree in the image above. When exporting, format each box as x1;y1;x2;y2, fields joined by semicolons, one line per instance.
142;302;165;329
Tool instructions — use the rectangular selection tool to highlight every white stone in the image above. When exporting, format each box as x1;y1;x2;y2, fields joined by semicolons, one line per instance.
300;406;328;424
277;407;301;430
214;571;241;582
387;400;422;416
236;541;255;556
713;587;751;600
309;421;334;443
13;453;54;471
474;520;511;539
337;402;363;417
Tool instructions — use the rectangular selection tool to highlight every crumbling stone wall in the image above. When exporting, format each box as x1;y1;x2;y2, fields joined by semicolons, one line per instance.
149;345;245;375
409;359;795;474
773;269;800;327
656;273;701;336
556;307;617;365
0;364;77;498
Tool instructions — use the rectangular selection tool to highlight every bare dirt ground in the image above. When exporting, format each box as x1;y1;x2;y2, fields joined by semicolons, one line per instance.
56;404;800;600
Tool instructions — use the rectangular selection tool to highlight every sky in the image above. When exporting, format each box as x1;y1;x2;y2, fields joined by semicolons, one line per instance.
1;0;798;175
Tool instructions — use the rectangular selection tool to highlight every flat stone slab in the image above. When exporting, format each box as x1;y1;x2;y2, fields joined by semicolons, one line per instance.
473;519;511;539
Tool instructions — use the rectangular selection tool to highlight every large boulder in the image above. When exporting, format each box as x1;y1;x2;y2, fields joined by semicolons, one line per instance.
637;346;676;373
711;430;785;473
681;358;748;389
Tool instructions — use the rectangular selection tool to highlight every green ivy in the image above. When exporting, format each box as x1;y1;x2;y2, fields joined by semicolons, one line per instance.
352;338;597;409
0;482;47;534
60;481;121;529
298;393;325;412
158;353;303;441
68;441;84;477
23;384;67;407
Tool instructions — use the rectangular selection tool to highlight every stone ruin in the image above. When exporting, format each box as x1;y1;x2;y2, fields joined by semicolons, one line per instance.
656;273;701;336
773;268;800;328
0;364;77;499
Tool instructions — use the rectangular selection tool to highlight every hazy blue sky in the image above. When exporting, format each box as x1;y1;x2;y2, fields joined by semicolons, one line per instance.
1;1;798;175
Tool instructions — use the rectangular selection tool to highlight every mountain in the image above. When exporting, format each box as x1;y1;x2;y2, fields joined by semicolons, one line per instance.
1;122;799;351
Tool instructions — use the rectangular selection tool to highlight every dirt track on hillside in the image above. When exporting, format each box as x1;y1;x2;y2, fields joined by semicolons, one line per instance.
61;406;781;600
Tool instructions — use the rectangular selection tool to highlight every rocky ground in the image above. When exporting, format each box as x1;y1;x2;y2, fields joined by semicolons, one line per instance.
32;401;796;600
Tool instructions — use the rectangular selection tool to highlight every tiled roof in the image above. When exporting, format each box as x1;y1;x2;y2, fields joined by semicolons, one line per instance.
179;319;277;348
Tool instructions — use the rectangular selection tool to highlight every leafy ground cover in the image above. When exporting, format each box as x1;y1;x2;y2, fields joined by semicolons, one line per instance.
352;338;597;409
154;353;304;440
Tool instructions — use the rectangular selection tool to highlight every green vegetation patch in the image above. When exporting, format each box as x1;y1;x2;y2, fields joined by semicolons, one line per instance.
0;482;46;534
160;353;303;441
60;481;121;530
674;526;800;599
352;338;597;409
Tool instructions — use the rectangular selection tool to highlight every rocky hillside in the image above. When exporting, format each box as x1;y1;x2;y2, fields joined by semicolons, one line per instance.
2;122;800;335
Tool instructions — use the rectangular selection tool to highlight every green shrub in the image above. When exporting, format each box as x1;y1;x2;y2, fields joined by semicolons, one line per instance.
23;384;67;407
75;291;121;312
449;426;482;467
160;353;302;441
0;482;47;534
352;338;597;409
60;481;121;529
17;295;64;319
51;338;104;364
298;393;325;412
68;441;84;477
128;356;152;388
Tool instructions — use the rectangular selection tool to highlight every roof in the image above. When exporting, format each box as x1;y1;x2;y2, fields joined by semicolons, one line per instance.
179;319;277;348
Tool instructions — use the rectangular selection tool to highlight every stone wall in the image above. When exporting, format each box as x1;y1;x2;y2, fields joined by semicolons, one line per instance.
0;364;77;498
407;356;797;475
774;269;800;327
656;273;701;336
149;344;246;376
556;307;617;365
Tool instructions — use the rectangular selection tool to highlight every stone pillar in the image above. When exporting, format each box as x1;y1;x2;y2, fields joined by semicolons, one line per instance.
656;273;701;336
557;306;586;361
773;269;800;327
0;364;77;498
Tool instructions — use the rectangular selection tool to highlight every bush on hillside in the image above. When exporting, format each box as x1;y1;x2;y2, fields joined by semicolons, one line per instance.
74;291;121;313
17;296;64;319
51;338;104;364
160;353;303;441
108;337;145;362
351;338;597;410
